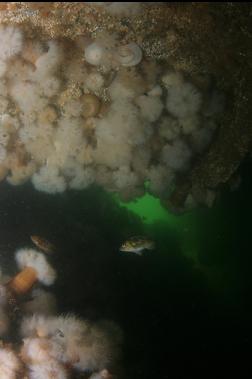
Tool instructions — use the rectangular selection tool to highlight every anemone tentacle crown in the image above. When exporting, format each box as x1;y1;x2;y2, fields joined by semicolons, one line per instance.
115;42;143;67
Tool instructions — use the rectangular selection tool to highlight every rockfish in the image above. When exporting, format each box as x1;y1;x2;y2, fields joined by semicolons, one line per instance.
31;235;55;254
120;236;155;256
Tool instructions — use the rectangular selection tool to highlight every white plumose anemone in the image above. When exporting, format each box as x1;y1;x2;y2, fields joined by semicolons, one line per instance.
21;337;52;363
21;314;122;373
162;139;192;172
165;81;202;119
147;164;175;196
0;25;23;61
85;42;105;66
15;248;57;286
32;166;67;194
28;360;68;379
0;23;221;211
159;116;181;141
85;72;105;93
20;314;54;338
148;84;163;97
0;348;21;379
115;42;142;67
135;94;164;122
33;40;63;78
162;71;184;90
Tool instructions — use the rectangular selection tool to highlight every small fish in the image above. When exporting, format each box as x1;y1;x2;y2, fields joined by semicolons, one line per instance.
119;236;155;256
31;235;55;254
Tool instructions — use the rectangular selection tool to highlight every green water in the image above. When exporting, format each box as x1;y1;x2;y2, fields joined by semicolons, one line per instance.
115;192;199;265
114;162;252;304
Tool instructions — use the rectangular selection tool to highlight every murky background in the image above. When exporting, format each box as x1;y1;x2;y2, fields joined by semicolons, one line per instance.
0;158;251;377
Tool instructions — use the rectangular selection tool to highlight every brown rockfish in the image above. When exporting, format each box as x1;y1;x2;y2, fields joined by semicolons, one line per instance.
31;235;55;254
120;236;155;256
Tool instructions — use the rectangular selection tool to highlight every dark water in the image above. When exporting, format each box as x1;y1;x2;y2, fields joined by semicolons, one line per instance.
0;159;252;377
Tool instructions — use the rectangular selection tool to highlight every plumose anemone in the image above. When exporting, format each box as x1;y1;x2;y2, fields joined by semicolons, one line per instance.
0;10;230;213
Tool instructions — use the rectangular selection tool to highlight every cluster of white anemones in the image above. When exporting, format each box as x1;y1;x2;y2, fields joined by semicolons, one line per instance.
0;23;224;209
0;247;122;379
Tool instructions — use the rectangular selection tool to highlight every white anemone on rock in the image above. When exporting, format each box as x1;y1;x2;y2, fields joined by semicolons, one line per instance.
115;42;142;67
84;42;105;66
